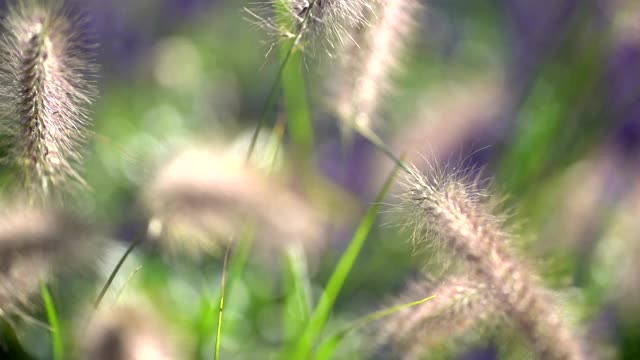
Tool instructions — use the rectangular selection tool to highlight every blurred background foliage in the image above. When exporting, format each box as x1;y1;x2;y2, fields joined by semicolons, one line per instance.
2;0;640;359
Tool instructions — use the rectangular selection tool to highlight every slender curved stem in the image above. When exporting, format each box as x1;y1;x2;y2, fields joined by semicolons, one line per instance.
354;123;410;173
314;295;437;360
93;238;143;309
214;245;231;360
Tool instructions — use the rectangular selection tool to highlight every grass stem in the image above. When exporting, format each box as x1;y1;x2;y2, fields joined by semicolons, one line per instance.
40;282;63;360
214;245;231;360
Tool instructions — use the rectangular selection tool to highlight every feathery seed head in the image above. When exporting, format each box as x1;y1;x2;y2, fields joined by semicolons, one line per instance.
145;147;325;258
401;164;587;360
0;203;96;317
379;276;499;359
398;163;494;251
334;0;419;129
246;0;378;57
0;1;97;200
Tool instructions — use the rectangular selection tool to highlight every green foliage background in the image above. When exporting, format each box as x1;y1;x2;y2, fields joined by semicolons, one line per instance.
1;0;639;359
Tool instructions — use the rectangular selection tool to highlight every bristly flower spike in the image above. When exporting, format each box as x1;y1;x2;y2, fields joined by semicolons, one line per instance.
335;0;419;130
400;163;587;360
379;276;498;359
245;0;378;57
0;1;97;200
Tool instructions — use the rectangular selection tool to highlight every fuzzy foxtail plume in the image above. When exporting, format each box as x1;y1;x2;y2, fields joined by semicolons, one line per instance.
0;1;97;200
334;0;419;129
379;276;498;359
401;164;586;360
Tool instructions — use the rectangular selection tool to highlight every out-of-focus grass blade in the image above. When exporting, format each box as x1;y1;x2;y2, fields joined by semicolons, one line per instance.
314;295;437;360
497;29;604;199
283;244;313;345
289;162;402;359
280;47;314;160
276;0;314;162
40;282;63;360
0;318;32;359
246;0;314;163
195;292;217;359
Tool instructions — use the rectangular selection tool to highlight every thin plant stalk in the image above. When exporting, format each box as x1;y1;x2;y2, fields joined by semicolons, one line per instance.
40;282;63;360
93;238;143;309
354;122;410;173
314;294;438;360
214;245;231;360
115;265;143;301
196;228;255;359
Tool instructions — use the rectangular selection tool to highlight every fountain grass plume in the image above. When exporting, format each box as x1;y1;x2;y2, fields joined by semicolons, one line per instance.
379;276;498;359
0;0;97;200
334;0;419;129
400;163;587;360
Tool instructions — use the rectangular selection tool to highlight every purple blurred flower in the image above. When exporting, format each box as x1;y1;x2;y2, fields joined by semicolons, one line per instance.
71;0;219;78
606;39;640;156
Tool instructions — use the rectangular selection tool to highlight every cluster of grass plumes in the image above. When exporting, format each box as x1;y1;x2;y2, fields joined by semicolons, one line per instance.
392;163;587;359
0;0;96;200
0;0;620;358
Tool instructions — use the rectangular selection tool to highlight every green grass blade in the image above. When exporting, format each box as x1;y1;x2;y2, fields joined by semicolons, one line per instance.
289;162;402;359
279;44;314;161
314;295;437;360
283;245;313;344
245;0;315;163
214;246;231;360
0;318;31;359
39;282;63;360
